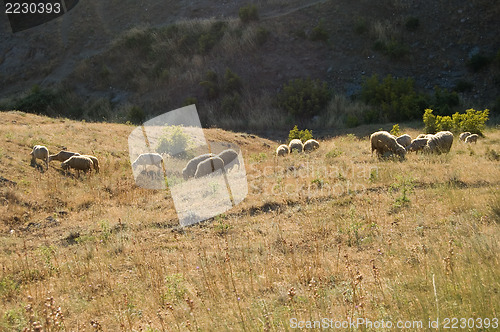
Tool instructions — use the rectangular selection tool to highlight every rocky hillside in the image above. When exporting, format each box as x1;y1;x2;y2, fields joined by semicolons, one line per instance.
1;0;499;129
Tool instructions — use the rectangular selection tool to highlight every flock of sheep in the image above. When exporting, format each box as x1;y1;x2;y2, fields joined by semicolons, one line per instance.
273;130;479;161
369;130;478;159
30;145;99;176
276;139;320;156
30;130;479;178
128;149;240;180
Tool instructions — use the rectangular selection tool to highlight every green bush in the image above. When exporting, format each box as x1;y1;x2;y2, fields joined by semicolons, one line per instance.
221;94;241;115
466;53;492;72
288;125;313;143
423;108;489;135
14;85;57;115
360;74;428;122
430;86;460;116
127;106;145;125
156;125;191;156
405;17;419;31
390;124;400;136
239;5;259;23
255;27;270;45
223;68;242;94
310;20;328;42
182;97;198;107
200;70;220;100
277;78;331;119
198;21;227;54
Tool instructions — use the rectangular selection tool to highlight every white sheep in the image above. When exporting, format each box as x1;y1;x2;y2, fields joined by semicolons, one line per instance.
465;133;478;144
61;155;94;177
459;132;472;142
182;153;215;180
289;139;304;153
49;151;80;162
132;153;163;172
80;155;100;173
194;156;225;178
217;149;239;171
406;137;429;153
276;144;289;157
424;131;454;154
370;131;406;159
30;145;49;169
303;139;320;152
396;134;412;148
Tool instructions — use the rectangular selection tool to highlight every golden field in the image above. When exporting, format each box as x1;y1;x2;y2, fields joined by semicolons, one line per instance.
0;111;499;331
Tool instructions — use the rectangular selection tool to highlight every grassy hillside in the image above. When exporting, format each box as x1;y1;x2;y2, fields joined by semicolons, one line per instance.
1;112;499;330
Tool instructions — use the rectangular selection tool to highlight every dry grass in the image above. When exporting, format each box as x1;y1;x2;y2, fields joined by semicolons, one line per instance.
0;112;499;331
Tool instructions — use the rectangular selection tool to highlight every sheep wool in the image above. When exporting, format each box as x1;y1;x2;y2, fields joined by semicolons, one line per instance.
288;139;304;153
465;133;478;144
182;153;215;180
132;153;163;171
303;139;320;152
61;155;94;177
194;156;225;178
396;134;412;148
30;145;49;169
425;131;454;154
459;132;472;142
406;137;429;153
49;151;80;162
217;149;239;171
276;144;289;157
81;155;100;173
370;131;406;159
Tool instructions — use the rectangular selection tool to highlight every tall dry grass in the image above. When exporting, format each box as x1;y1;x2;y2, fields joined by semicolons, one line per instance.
0;112;499;330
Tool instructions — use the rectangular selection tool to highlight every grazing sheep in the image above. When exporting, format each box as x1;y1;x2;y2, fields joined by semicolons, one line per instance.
61;155;93;177
459;132;472;142
370;131;406;159
406;137;429;153
30;145;49;169
49;151;80;162
396;134;412;148
465;133;478;144
424;131;454;154
289;139;304;153
217;149;239;171
194;156;225;178
80;155;100;173
182;153;215;180
276;144;289;157
132;153;163;172
303;139;320;152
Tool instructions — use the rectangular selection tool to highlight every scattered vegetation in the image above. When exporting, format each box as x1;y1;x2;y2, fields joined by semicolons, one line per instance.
390;123;401;136
277;78;331;119
238;4;259;23
310;20;329;42
288;125;313;143
423;108;490;135
156;125;191;156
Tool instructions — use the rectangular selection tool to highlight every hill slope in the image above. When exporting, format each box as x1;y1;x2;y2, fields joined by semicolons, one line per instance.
0;112;499;330
1;0;499;129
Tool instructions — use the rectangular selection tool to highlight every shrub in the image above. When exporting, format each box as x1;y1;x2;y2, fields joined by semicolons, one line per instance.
430;86;460;116
288;125;313;143
239;5;259;23
156;125;191;156
360;75;428;122
277;78;331;119
200;70;220;100
255;27;270;45
14;85;57;115
405;17;419;31
198;21;227;54
454;80;473;93
223;69;242;94
354;17;368;34
221;94;241;115
390;124;400;136
423;108;489;135
466;53;492;72
310;20;328;42
182;97;198;107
